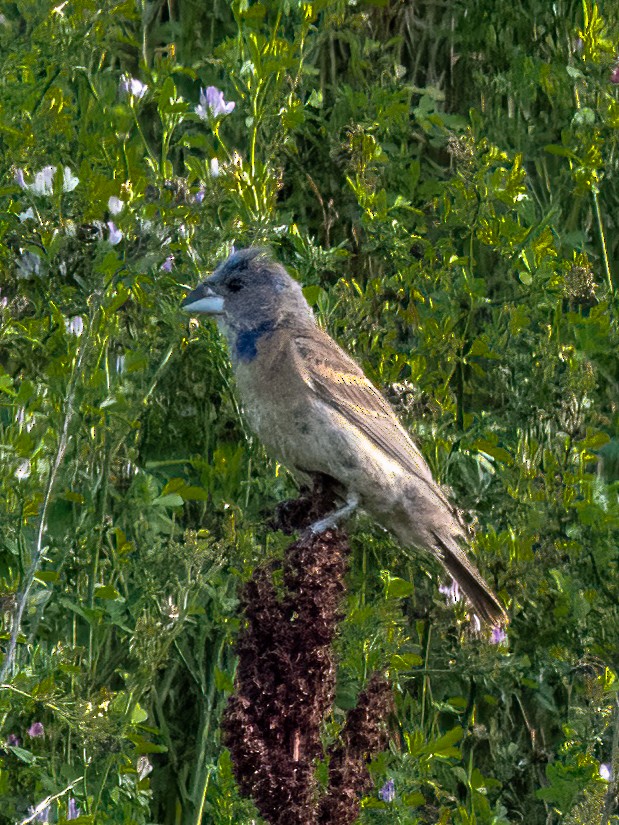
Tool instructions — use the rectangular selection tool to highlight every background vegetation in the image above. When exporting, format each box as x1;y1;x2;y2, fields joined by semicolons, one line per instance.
0;0;618;822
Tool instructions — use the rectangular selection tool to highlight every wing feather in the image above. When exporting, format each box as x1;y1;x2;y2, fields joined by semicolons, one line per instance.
291;329;448;502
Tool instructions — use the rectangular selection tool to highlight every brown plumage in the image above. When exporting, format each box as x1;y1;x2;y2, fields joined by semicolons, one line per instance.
182;248;507;627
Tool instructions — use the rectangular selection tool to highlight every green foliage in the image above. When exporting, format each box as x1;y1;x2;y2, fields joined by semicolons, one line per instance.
0;1;618;824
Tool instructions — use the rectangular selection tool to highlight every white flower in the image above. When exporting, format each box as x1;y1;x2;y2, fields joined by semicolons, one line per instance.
15;459;31;480
16;251;42;278
210;157;220;178
108;196;124;215
107;221;123;245
65;316;84;336
600;763;612;781
137;755;152;780
120;75;148;100
115;354;125;374
18;208;35;222
62;166;79;192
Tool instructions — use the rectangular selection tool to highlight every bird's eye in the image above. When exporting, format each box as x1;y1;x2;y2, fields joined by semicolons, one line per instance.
226;277;244;293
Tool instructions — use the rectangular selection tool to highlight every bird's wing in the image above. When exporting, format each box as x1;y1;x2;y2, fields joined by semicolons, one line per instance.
291;328;449;499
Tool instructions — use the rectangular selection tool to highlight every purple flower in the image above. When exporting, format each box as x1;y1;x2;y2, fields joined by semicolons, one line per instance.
611;64;619;85
490;626;507;645
600;762;612;781
107;221;123;246
120;74;148;100
195;86;235;119
65;316;84;336
161;255;174;272
378;779;395;803
28;721;44;738
439;579;461;605
6;733;20;746
14;168;26;189
67;798;80;820
194;186;206;204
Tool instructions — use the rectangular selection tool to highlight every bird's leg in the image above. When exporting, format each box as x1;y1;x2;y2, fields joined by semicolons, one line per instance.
309;492;359;534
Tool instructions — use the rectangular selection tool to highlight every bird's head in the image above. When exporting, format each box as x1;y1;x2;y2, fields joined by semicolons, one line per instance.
181;248;313;331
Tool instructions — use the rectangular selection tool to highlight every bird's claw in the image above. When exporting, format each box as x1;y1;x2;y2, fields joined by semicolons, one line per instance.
308;493;359;535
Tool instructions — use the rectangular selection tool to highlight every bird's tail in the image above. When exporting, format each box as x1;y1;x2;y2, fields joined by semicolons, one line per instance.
432;530;507;627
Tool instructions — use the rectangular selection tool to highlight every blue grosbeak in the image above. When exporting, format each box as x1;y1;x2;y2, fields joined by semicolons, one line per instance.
182;248;506;626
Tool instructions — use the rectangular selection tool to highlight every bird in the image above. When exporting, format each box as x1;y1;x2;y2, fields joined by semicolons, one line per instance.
182;247;507;626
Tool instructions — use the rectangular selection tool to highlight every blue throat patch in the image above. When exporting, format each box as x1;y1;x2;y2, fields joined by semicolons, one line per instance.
234;321;275;362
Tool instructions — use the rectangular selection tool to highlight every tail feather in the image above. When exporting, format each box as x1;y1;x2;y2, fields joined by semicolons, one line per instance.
432;531;507;627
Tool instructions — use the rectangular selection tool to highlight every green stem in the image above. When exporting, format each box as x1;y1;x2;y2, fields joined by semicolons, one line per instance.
592;188;614;295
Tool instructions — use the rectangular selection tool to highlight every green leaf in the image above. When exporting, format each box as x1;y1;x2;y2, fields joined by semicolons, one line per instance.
94;584;121;600
152;493;184;508
419;726;463;758
8;746;36;763
0;374;16;395
382;572;415;599
131;703;148;724
389;653;423;671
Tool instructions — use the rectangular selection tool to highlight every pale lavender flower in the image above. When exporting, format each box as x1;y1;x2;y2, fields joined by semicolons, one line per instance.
62;167;79;192
195;86;235;119
107;221;123;245
378;779;395;803
14;168;26;189
108;196;124;215
30;166;56;196
15;459;31;481
65;316;84;336
194;186;206;204
209;157;220;178
27;806;50;824
16;251;42;278
439;579;461;604
28;721;44;738
120;74;148;99
6;733;20;746
137;755;153;780
116;354;125;374
161;255;174;272
600;762;612;781
490;626;507;645
18;207;35;222
67;798;80;820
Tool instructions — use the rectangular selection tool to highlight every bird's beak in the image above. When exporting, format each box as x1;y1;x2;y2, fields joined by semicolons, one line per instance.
181;282;225;315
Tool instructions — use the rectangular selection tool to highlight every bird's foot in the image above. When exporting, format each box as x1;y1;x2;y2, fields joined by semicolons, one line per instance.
269;473;342;534
309;492;359;534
